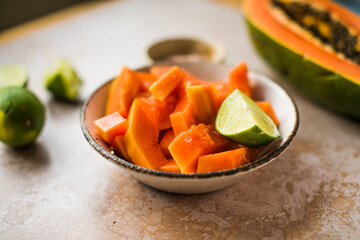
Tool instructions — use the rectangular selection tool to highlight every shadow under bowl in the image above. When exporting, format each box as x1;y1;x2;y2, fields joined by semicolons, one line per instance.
80;62;299;194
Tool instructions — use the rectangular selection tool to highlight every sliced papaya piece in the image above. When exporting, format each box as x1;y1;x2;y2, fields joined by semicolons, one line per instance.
256;101;280;127
186;85;215;124
94;112;127;144
124;99;168;169
197;148;250;173
158;159;181;173
205;81;230;111
106;66;140;118
150;66;204;85
159;129;175;158
113;135;130;160
169;86;197;136
229;62;251;97
150;66;171;79
243;0;360;119
136;72;157;92
168;124;233;173
149;66;185;100
137;95;175;130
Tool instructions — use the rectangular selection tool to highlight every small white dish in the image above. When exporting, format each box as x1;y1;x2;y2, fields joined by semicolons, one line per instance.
146;37;226;64
80;62;299;194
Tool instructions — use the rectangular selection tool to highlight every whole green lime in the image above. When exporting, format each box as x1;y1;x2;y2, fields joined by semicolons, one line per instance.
0;87;45;148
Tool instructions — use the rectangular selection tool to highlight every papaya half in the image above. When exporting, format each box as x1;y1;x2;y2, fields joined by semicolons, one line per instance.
243;0;360;119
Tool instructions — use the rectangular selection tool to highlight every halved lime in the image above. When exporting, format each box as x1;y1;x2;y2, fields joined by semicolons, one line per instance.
0;64;28;89
215;89;280;147
45;59;82;102
0;87;45;148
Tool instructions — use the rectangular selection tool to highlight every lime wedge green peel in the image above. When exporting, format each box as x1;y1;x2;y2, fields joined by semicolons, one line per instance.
0;87;45;148
0;64;28;89
45;59;82;102
215;89;280;147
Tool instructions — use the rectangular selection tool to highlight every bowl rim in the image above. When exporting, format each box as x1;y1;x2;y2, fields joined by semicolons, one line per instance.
80;64;299;179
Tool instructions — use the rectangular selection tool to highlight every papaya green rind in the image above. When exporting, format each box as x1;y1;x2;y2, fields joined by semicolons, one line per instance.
245;19;360;120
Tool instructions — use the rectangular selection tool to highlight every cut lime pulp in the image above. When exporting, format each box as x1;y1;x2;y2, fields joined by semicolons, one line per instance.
45;59;82;102
215;89;280;147
0;64;28;89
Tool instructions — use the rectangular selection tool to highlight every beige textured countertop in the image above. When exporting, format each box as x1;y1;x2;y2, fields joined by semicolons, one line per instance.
1;0;359;239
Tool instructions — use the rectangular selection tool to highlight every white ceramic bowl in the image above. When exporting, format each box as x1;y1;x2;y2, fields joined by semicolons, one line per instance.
80;62;299;194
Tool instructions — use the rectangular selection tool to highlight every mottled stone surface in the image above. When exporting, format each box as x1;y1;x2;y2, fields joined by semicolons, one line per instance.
0;0;359;239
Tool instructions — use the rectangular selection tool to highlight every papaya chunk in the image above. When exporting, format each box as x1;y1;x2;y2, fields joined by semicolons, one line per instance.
149;66;185;100
124;99;168;169
186;85;215;124
106;66;140;118
137;95;175;130
169;86;197;136
168;124;232;173
150;66;171;79
113;135;130;160
136;72;157;92
159;159;181;173
256;101;280;127
229;62;251;97
159;129;175;158
205;81;230;111
197;148;250;173
94;112;127;144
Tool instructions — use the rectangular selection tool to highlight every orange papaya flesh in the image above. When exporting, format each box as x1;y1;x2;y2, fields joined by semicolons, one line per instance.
150;66;204;84
256;101;280;127
168;124;233;173
243;0;360;119
186;85;215;124
112;135;130;161
137;95;174;130
94;112;127;144
197;148;250;173
159;129;175;158
124;99;168;170
149;66;185;101
150;66;171;79
204;81;230;111
229;62;251;97
106;66;140;118
136;72;157;92
158;159;181;173
169;85;197;136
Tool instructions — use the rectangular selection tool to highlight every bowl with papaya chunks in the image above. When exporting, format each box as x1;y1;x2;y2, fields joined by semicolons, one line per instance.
81;62;299;194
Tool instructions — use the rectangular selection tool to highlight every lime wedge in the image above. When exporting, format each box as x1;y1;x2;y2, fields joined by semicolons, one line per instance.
45;59;82;102
215;89;280;147
0;64;28;89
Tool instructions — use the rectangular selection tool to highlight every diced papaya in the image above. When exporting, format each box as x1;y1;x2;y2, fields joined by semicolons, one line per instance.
168;124;233;173
150;66;171;79
113;135;130;160
137;95;175;130
229;62;251;97
205;81;230;111
124;99;168;169
136;72;157;92
106;66;140;118
149;66;185;100
169;86;197;136
197;148;250;173
158;159;181;173
150;66;203;85
186;85;215;124
94;112;127;144
256;101;280;127
159;129;175;158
